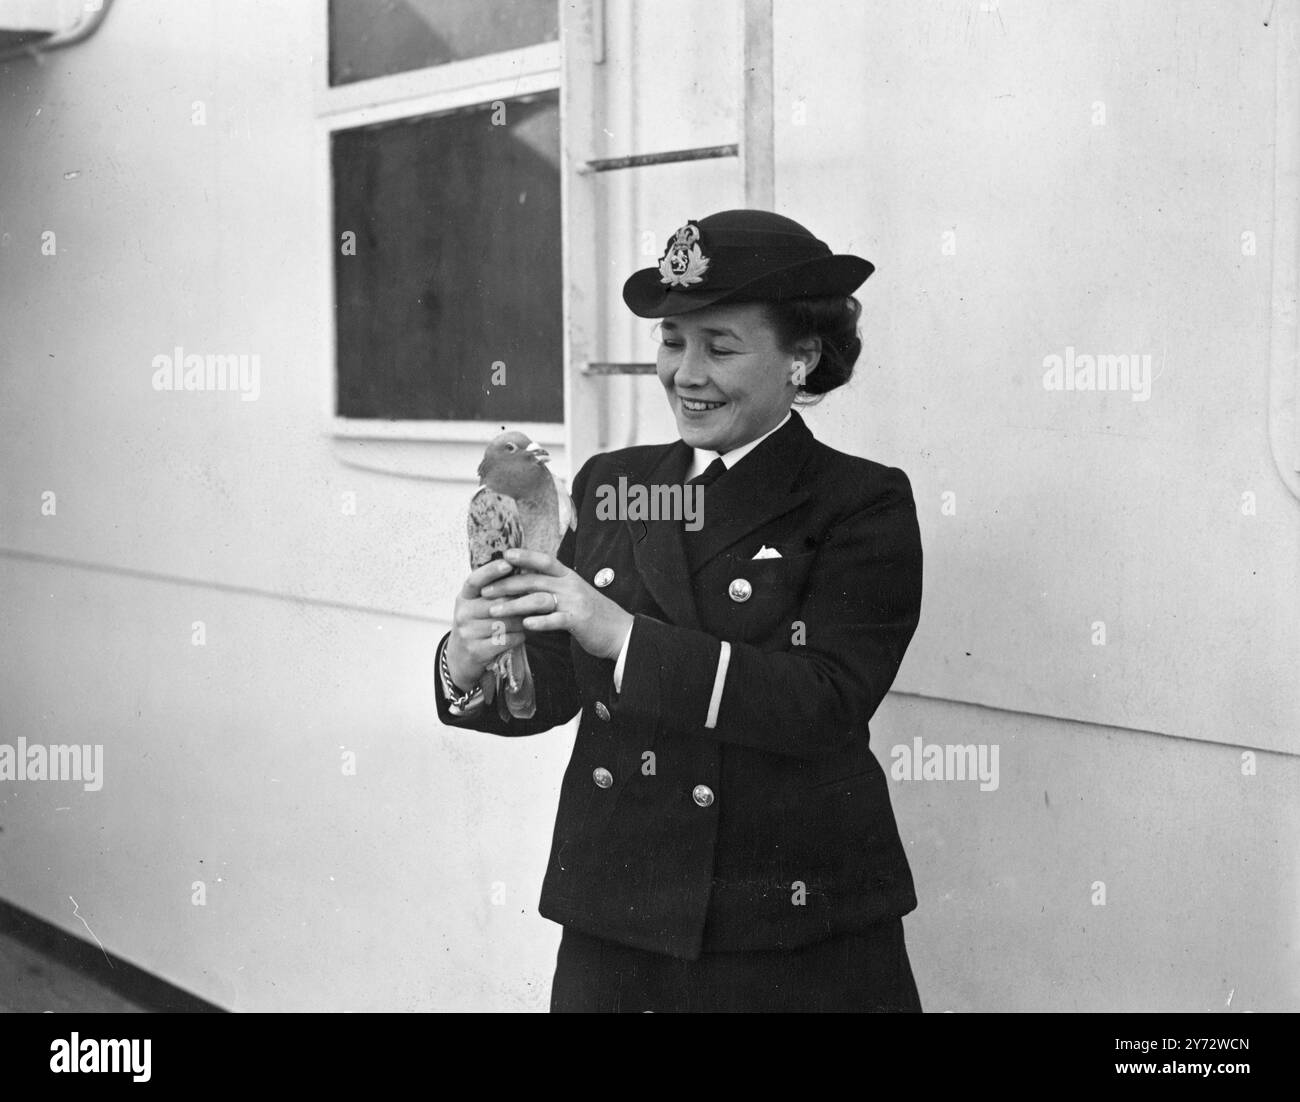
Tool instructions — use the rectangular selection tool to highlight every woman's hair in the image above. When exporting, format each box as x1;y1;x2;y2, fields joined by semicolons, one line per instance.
763;294;863;405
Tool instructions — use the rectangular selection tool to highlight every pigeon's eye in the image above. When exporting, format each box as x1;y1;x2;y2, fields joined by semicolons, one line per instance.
504;443;517;452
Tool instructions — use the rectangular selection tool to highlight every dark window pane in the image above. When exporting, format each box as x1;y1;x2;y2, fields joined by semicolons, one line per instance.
332;92;563;423
329;0;559;87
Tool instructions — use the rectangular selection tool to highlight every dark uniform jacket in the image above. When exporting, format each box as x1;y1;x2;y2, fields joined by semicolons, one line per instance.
435;411;922;961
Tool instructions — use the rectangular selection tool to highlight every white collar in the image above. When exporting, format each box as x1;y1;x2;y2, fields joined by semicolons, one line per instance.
686;411;792;481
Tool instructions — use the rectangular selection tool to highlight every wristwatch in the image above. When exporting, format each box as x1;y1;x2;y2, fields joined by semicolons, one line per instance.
439;641;485;716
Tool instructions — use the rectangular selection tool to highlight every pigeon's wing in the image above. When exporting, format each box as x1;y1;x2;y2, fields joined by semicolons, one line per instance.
466;487;524;715
467;487;523;569
501;643;536;720
555;473;577;534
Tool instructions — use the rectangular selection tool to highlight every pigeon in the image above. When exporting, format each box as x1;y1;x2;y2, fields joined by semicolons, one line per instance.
468;431;576;719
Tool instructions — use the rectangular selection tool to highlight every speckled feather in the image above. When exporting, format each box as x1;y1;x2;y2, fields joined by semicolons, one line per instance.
467;489;524;570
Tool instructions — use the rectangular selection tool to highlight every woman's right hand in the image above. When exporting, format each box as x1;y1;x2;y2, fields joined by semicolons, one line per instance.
445;558;527;690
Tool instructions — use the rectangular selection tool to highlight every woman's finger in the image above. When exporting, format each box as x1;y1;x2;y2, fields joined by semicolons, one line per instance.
478;630;526;655
456;615;525;639
479;574;559;599
520;611;569;632
502;548;566;576
453;594;525;628
487;592;559;620
458;557;516;600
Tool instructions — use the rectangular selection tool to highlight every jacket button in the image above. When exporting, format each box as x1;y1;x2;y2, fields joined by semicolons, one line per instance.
692;784;715;807
728;578;752;602
593;767;613;789
594;701;610;721
594;568;615;588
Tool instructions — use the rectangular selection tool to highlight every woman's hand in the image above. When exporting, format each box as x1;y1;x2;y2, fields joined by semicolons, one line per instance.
480;548;635;662
446;558;528;689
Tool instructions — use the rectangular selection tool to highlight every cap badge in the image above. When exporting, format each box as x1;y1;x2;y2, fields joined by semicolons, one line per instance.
658;221;711;288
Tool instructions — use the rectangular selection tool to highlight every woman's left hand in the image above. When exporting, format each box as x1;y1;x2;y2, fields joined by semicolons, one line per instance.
480;548;635;662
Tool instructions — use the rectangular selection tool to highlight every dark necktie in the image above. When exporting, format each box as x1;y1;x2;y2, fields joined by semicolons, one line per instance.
688;456;727;487
682;457;725;565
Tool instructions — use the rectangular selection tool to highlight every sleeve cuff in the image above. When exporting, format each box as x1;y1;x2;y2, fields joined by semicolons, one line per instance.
612;621;634;693
438;634;485;717
704;641;731;729
609;615;723;733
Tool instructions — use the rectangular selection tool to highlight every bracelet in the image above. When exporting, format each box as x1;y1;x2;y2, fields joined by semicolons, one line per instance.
439;642;484;714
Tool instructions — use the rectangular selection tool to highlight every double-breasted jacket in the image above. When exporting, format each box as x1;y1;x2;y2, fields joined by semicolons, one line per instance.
436;411;923;960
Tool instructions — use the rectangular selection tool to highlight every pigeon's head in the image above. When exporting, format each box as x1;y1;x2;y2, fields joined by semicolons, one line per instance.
478;431;552;496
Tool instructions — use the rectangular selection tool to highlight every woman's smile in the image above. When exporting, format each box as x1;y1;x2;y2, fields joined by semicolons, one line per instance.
677;395;727;414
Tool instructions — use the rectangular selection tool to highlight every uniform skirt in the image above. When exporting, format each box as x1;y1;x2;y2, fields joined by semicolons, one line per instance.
549;918;922;1013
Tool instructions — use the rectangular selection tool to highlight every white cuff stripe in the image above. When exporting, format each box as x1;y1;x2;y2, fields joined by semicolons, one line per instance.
704;641;730;729
612;622;634;693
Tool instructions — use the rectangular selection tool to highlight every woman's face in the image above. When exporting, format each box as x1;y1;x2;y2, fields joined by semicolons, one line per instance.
655;302;811;454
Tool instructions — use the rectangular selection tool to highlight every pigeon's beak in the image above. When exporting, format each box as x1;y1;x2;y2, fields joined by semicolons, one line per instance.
525;442;550;464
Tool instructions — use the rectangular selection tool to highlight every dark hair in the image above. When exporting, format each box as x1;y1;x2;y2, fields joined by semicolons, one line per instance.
763;295;863;404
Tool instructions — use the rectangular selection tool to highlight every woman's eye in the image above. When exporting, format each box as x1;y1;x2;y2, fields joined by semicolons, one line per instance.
657;339;735;355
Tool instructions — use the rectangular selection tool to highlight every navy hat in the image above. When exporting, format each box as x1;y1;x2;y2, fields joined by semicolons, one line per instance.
622;209;874;318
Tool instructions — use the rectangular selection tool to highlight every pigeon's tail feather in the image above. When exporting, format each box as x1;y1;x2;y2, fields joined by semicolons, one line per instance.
495;673;510;721
479;665;499;706
476;645;534;720
502;643;536;719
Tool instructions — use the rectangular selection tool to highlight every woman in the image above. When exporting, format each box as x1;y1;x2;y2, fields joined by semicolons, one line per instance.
436;209;923;1012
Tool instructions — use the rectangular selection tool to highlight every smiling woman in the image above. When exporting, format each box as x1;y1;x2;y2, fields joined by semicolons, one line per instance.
653;294;862;455
655;305;807;455
436;209;924;1013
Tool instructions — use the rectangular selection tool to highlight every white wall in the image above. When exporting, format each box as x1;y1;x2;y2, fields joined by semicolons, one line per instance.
0;0;1295;1011
0;0;573;1011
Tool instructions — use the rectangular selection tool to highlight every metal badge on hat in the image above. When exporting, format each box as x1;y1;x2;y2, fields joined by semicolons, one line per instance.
658;221;711;287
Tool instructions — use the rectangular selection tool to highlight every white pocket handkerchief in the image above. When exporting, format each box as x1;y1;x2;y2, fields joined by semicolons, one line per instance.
752;544;782;559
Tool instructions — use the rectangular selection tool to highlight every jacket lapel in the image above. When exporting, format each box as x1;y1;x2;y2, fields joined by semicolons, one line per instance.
618;412;815;629
622;439;702;630
687;412;814;571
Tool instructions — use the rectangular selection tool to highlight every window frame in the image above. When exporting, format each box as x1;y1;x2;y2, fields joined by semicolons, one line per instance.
312;4;567;480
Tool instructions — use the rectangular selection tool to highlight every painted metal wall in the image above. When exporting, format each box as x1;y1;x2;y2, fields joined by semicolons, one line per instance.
0;0;1295;1010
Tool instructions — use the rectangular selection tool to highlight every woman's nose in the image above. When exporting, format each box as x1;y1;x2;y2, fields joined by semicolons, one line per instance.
673;344;710;388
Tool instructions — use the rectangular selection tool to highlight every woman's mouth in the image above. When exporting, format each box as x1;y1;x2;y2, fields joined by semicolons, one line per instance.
679;397;726;413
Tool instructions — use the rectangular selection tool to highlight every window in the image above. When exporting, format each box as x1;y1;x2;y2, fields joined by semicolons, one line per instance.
328;0;558;86
316;1;564;463
331;93;562;423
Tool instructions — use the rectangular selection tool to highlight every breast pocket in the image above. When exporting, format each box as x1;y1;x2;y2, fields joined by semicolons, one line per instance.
702;549;816;646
